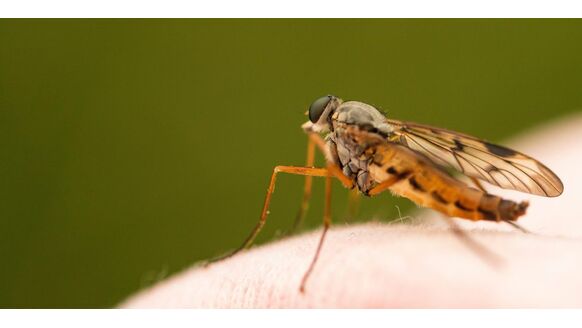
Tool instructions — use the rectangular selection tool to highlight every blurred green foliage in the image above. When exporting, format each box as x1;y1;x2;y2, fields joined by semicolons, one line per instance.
0;19;581;308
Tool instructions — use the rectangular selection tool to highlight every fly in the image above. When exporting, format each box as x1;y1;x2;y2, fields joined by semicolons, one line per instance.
208;95;564;292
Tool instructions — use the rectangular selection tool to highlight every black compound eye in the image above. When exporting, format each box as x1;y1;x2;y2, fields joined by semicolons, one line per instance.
308;95;333;123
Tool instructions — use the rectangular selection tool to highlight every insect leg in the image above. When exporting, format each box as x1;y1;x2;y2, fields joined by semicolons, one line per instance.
366;171;412;196
470;177;487;193
291;134;354;232
439;215;504;268
307;133;354;189
469;177;531;234
504;219;532;234
206;166;330;264
345;188;361;221
299;174;333;293
290;136;316;232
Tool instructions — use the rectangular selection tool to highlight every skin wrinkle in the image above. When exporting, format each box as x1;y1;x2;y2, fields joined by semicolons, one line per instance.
120;114;582;308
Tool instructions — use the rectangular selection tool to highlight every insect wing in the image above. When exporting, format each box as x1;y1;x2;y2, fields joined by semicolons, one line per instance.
386;119;564;197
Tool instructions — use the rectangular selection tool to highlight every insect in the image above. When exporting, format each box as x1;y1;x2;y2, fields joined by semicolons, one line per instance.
209;95;564;292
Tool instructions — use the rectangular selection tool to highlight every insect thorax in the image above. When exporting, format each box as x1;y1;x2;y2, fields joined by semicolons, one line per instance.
326;101;394;194
327;129;372;193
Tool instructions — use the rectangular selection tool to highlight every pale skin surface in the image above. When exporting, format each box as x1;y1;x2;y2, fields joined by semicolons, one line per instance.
120;114;582;308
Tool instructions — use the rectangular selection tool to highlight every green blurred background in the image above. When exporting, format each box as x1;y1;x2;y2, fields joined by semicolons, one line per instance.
1;19;581;308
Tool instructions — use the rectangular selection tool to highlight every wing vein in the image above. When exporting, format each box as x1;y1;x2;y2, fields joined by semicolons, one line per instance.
387;120;562;196
396;127;539;194
403;130;501;187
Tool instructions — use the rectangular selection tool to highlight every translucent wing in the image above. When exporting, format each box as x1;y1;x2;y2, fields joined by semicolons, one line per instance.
386;119;564;197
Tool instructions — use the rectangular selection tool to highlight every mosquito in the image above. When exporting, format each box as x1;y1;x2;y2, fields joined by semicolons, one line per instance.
208;95;564;292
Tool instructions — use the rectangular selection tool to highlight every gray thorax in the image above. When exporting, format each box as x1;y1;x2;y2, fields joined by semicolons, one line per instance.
325;101;394;194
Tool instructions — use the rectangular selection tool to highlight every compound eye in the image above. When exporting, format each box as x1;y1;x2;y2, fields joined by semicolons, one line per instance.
308;95;332;123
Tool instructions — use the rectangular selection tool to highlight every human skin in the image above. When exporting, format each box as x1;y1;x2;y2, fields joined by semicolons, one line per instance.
120;114;582;308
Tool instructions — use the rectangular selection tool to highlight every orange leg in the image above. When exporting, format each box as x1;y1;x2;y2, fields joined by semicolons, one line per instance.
307;133;353;189
345;188;361;222
208;133;355;293
299;174;333;293
366;172;411;196
291;133;354;232
291;137;316;232
207;166;331;264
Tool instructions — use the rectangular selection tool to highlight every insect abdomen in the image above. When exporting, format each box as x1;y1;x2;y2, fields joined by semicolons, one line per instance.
368;143;529;222
413;177;529;222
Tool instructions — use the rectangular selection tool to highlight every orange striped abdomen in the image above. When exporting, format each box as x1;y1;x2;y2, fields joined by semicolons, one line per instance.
367;143;529;221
